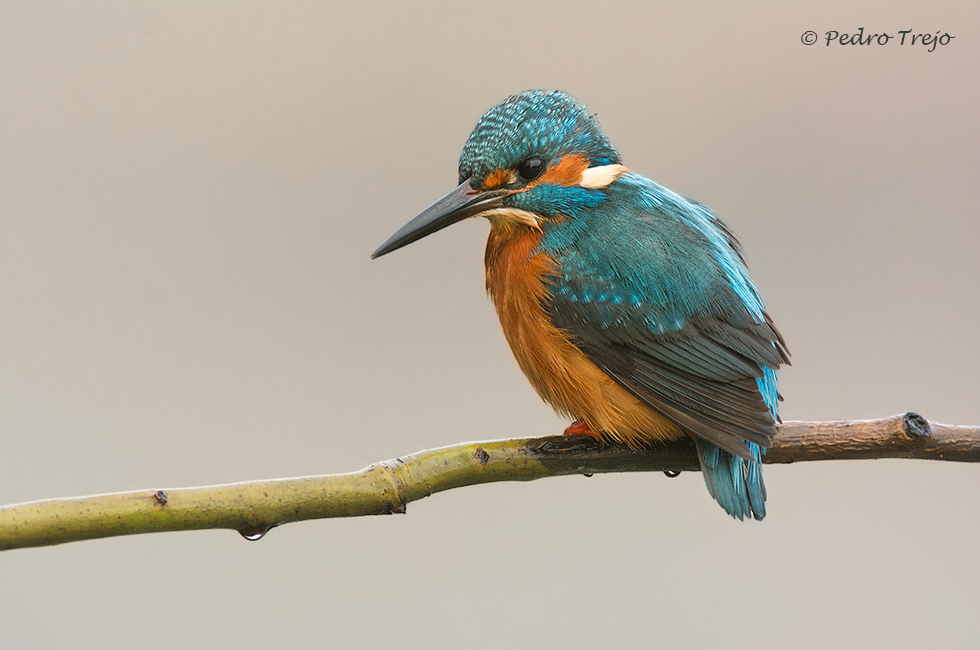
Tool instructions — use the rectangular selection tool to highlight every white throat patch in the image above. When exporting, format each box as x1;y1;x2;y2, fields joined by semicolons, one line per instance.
478;207;543;231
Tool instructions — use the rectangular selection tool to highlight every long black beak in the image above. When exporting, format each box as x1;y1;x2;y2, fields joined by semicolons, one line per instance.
372;179;507;258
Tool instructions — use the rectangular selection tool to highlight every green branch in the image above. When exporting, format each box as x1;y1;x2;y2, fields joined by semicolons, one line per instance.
1;413;977;551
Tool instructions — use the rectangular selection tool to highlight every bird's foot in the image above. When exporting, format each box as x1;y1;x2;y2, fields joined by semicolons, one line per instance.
563;420;603;442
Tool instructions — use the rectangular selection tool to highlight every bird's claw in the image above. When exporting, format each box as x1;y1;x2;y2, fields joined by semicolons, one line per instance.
563;419;603;442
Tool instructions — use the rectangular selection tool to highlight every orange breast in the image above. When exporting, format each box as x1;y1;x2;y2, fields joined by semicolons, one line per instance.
484;224;685;447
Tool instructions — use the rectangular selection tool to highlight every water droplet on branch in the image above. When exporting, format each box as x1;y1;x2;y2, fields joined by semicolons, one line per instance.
238;525;273;541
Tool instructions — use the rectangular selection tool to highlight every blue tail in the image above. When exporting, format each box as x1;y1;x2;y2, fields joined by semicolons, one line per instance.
695;439;766;521
695;367;778;521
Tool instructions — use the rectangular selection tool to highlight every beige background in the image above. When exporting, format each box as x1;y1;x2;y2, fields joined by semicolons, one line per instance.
2;1;978;648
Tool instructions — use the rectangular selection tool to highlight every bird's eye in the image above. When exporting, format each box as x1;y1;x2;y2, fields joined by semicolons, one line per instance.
517;157;545;182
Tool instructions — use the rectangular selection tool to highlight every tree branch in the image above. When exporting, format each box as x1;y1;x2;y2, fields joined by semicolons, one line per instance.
1;413;977;551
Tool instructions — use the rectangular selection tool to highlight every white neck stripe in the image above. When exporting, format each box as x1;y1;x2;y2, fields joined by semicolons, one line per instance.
579;164;630;189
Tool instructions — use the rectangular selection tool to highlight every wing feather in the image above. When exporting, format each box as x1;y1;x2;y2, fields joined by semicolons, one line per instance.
543;183;788;458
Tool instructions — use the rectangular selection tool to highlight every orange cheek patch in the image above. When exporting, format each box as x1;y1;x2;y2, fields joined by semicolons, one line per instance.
483;168;512;190
537;153;591;187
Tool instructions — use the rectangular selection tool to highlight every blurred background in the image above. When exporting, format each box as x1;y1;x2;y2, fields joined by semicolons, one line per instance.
2;1;978;648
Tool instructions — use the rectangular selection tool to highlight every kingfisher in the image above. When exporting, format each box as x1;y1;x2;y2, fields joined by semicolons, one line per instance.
372;90;789;520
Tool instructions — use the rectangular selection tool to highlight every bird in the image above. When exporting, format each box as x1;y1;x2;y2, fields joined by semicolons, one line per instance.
372;90;789;520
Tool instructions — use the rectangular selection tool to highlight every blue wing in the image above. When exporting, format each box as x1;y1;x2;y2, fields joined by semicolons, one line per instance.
540;175;789;460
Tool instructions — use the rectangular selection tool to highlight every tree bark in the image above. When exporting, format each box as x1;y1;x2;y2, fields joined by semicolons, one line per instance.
1;413;976;552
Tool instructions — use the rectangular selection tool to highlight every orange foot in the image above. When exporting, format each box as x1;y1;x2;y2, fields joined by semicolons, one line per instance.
563;419;603;442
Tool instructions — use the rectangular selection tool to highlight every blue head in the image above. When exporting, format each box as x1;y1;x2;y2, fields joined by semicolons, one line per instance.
458;90;620;187
372;91;627;257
